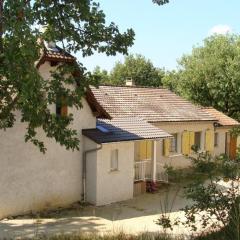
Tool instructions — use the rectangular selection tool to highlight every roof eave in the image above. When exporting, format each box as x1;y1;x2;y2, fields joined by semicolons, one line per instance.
82;136;172;145
85;87;111;119
36;55;75;69
149;119;217;124
215;124;240;129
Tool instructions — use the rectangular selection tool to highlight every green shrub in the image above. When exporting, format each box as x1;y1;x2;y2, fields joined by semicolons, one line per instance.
34;233;185;240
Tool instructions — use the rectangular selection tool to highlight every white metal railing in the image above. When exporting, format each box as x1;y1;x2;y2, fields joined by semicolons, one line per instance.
134;160;152;181
156;163;168;183
134;161;169;183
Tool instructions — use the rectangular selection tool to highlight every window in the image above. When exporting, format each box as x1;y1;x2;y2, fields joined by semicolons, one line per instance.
56;100;62;116
50;61;58;67
194;132;201;150
56;96;68;117
110;149;118;171
214;132;219;147
169;133;178;153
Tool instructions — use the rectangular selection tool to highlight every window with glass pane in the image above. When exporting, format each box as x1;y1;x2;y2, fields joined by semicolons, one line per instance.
170;133;178;153
110;149;118;171
214;132;219;147
56;95;68;117
194;132;201;150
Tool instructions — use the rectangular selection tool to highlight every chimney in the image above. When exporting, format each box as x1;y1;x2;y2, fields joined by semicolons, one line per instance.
125;77;135;86
45;40;59;52
47;41;56;48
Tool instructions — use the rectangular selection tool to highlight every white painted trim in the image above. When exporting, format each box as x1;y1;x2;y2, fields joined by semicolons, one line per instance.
152;141;157;182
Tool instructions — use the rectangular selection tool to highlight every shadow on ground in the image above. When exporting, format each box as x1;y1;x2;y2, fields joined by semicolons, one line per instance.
0;185;188;238
0;217;109;239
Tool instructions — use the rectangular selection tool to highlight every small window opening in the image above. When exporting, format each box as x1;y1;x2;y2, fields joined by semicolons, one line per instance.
214;132;219;147
56;95;68;117
194;132;201;150
169;133;178;153
110;149;119;171
50;61;59;67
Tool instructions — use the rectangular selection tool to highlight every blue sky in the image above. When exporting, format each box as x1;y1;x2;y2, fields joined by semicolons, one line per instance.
78;0;240;72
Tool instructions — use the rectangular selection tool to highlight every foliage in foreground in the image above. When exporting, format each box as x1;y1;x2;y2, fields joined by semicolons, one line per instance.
0;0;136;152
157;139;240;240
24;231;239;240
0;0;170;152
29;232;184;240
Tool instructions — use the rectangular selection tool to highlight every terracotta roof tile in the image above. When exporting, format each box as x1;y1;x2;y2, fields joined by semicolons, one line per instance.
36;42;75;68
89;85;216;123
44;46;75;62
202;107;239;127
82;118;172;144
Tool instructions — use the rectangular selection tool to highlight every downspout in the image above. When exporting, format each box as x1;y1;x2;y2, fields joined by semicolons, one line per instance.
82;144;102;202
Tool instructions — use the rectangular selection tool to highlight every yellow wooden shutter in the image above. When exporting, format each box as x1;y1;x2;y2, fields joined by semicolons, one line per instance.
163;138;170;157
229;136;237;160
189;131;195;153
139;141;147;160
146;141;152;159
237;136;240;148
205;129;214;153
61;105;68;117
182;131;190;155
60;96;68;117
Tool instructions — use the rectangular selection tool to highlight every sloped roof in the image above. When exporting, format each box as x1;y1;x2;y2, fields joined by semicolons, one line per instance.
36;41;75;68
82;118;172;144
202;107;239;127
88;85;216;123
43;46;75;62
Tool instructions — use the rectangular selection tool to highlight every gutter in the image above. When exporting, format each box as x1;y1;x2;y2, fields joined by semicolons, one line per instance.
82;143;102;202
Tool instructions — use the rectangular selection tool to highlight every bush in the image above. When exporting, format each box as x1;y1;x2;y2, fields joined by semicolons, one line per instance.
34;233;185;240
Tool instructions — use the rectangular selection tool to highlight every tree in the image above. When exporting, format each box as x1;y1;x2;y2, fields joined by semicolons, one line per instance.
162;70;181;94
108;54;165;87
163;34;240;121
0;0;170;152
157;127;240;239
153;0;170;5
92;66;110;85
157;146;240;239
0;0;136;152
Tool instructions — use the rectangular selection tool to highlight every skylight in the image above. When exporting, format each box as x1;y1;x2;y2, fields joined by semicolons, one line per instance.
97;125;110;133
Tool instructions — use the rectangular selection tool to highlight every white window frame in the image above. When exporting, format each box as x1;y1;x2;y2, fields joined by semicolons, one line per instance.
169;133;178;153
194;131;202;150
110;149;119;171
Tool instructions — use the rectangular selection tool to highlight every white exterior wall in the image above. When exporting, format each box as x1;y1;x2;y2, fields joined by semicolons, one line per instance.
153;122;215;169
0;61;96;219
83;137;98;204
214;128;229;156
93;142;134;206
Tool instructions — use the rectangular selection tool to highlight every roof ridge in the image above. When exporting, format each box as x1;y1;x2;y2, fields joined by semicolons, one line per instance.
202;106;215;110
98;84;167;90
88;85;218;122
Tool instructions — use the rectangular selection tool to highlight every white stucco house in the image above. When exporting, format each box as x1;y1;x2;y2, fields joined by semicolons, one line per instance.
0;43;239;219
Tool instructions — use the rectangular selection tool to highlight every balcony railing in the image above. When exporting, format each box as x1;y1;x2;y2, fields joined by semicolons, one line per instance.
134;161;168;183
134;160;152;181
156;163;168;183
